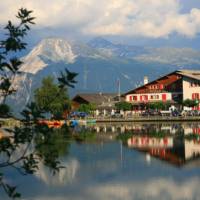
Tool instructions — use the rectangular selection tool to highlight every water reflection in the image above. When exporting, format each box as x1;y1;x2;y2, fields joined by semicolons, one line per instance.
2;122;200;200
86;122;200;135
36;158;80;186
78;122;200;167
127;136;200;167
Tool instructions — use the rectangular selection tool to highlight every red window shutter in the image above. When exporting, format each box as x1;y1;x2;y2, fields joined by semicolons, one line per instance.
145;95;148;101
129;96;132;101
162;94;167;101
192;93;195;100
134;96;138;101
163;138;168;145
160;84;164;90
140;96;143;101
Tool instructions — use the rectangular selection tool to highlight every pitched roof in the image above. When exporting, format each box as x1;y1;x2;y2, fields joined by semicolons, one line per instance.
124;69;200;95
72;93;118;105
176;70;200;81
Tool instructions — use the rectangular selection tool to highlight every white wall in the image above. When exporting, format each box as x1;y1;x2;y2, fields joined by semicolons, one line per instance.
125;92;172;103
182;77;200;100
185;140;200;160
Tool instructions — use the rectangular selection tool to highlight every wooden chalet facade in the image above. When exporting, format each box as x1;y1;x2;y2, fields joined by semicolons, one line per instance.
125;70;200;110
72;93;119;110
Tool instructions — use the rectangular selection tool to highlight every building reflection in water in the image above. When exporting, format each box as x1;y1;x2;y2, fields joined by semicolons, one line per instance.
84;122;200;167
87;122;200;135
128;136;200;167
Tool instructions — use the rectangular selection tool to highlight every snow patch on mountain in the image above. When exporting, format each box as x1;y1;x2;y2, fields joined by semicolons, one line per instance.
20;57;47;75
20;38;77;74
7;73;33;112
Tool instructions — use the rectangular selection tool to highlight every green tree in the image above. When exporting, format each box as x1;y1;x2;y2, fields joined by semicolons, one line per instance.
147;101;171;110
0;11;37;200
0;8;35;105
182;99;198;108
78;103;96;113
34;76;71;119
0;8;78;199
0;104;11;117
115;101;132;111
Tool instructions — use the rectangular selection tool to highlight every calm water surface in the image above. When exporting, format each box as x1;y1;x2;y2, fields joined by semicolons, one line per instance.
1;122;200;200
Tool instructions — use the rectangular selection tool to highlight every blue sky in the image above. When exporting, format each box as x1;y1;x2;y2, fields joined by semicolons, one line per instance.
1;0;200;48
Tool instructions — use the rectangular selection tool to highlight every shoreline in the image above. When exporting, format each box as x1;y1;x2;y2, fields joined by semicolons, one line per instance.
96;116;200;123
1;116;200;127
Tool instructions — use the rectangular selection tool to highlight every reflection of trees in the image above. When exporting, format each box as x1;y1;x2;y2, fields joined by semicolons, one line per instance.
73;130;96;143
0;117;71;198
35;125;71;170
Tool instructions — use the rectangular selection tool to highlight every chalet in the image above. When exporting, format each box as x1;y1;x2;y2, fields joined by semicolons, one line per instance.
125;70;200;110
72;93;119;111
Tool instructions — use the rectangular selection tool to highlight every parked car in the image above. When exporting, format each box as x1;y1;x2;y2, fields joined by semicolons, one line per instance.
141;110;161;117
160;110;172;116
111;113;123;118
70;111;88;118
141;111;150;117
186;110;200;116
172;110;181;117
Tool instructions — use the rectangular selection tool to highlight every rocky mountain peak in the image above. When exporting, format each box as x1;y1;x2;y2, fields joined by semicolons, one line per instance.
20;38;77;74
87;37;114;48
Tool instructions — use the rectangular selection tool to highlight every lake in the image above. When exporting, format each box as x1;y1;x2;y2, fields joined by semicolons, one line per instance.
1;122;200;200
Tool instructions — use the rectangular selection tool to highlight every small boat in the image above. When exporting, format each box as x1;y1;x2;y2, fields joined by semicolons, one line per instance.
66;118;96;127
38;120;64;128
68;119;79;127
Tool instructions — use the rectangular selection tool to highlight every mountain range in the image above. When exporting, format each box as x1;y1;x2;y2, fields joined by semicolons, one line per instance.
7;37;200;114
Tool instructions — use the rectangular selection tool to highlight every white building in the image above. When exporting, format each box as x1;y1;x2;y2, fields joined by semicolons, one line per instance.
124;70;200;110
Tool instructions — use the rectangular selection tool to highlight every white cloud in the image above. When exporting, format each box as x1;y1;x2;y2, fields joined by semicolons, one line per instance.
1;0;200;38
85;177;200;200
22;177;200;200
35;158;80;186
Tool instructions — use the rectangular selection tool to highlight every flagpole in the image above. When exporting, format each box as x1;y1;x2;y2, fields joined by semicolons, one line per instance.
118;79;121;102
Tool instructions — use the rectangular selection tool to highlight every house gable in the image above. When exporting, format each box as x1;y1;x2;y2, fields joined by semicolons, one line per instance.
129;72;182;95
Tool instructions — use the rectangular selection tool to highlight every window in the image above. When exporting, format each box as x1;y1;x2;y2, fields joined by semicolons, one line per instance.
149;85;160;90
150;95;159;100
192;93;199;100
140;95;148;101
190;81;200;87
133;96;137;101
